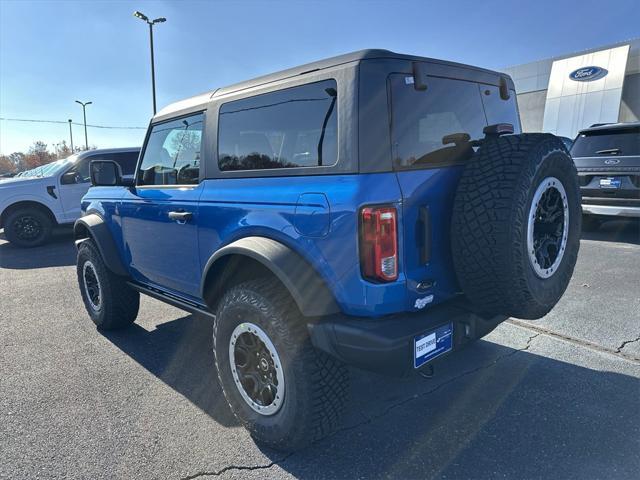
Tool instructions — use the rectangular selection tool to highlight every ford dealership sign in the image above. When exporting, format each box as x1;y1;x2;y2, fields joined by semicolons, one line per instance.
569;66;608;82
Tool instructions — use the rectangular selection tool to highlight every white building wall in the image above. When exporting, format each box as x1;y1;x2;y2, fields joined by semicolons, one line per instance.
542;45;629;137
502;38;640;136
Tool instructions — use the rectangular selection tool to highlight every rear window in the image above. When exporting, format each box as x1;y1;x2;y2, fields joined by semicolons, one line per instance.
390;75;520;170
218;79;338;171
570;127;640;157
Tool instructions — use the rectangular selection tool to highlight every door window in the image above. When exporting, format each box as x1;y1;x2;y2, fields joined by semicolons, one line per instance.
138;113;204;185
70;159;91;183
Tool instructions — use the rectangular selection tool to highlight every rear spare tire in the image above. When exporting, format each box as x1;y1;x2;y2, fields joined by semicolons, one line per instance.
451;133;581;320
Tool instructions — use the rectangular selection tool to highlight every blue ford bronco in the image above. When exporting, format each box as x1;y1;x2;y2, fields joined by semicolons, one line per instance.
74;50;581;451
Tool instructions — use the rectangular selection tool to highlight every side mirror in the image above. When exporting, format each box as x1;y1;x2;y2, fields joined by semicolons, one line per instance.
61;171;79;185
90;160;133;187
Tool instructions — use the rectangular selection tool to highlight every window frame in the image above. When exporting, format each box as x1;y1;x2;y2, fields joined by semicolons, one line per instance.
135;111;207;188
206;65;357;179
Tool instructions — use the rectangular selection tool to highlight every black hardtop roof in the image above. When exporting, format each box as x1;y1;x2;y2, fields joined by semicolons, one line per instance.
212;49;504;97
579;122;640;134
154;49;509;120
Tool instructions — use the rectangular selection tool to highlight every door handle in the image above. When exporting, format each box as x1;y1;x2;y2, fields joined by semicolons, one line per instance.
168;211;193;224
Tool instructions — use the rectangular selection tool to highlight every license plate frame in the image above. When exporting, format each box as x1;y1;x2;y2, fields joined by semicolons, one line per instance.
414;323;453;369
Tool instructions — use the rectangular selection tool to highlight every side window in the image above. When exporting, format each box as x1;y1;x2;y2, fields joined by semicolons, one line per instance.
138;113;204;185
67;157;92;183
110;152;139;176
390;75;487;169
218;79;338;171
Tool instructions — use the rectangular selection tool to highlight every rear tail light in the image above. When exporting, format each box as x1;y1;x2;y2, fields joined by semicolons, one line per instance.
360;206;398;282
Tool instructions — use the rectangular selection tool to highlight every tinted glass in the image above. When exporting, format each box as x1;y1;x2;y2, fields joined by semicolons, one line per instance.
390;75;487;169
480;85;521;132
571;127;640;157
218;79;338;171
69;158;91;183
109;151;139;175
138;113;204;185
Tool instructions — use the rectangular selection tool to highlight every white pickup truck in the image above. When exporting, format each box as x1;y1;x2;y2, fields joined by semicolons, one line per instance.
0;147;139;247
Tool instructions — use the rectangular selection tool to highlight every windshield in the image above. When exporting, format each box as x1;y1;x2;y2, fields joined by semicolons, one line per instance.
17;155;80;178
570;127;640;157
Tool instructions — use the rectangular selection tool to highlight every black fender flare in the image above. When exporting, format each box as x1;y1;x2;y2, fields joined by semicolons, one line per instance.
201;236;340;317
74;213;128;277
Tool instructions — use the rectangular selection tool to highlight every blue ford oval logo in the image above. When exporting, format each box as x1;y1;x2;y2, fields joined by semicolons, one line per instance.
569;66;608;82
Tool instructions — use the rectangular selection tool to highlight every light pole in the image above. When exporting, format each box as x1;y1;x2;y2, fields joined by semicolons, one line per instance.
68;119;74;152
75;100;92;149
133;11;166;114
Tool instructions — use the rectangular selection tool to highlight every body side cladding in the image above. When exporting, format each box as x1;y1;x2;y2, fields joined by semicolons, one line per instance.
201;236;340;317
74;213;128;277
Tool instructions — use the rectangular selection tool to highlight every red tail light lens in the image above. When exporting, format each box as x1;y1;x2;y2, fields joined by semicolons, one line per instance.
360;206;398;282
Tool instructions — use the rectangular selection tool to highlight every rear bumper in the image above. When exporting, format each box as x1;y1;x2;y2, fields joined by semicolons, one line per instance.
308;300;506;377
576;167;639;219
582;204;640;217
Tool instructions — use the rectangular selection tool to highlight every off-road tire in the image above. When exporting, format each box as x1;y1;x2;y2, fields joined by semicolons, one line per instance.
451;133;581;319
213;279;348;451
4;207;53;247
76;239;140;330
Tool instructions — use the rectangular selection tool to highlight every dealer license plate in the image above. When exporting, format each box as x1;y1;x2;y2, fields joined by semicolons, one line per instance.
414;323;453;369
600;177;621;189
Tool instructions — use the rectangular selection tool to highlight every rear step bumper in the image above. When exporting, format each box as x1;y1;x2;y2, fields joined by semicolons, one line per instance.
308;300;507;377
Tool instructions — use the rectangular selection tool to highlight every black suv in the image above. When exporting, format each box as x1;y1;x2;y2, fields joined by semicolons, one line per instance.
571;122;640;229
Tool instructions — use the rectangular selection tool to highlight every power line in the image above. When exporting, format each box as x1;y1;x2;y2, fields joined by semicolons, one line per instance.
0;117;146;130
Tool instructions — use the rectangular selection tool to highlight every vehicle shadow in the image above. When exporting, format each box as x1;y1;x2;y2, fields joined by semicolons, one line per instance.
267;342;640;479
102;314;238;428
581;217;640;245
105;314;640;479
0;227;76;269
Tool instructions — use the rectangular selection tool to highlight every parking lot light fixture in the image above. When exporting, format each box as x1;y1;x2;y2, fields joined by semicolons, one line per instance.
68;119;74;152
75;100;92;149
133;11;166;115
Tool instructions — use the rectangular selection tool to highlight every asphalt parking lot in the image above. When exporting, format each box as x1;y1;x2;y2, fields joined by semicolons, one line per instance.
1;220;639;480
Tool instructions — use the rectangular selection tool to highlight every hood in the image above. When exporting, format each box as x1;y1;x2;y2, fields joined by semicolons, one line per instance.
0;176;49;190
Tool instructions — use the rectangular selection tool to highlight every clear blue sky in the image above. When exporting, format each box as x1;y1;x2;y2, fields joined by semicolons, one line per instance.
1;0;639;154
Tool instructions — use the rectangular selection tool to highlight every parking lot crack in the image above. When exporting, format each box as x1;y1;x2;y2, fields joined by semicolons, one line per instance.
179;453;293;479
616;334;640;353
507;319;640;363
179;333;539;479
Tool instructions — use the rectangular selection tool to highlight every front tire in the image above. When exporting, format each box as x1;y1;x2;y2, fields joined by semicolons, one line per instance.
77;240;140;330
4;207;53;247
213;279;348;451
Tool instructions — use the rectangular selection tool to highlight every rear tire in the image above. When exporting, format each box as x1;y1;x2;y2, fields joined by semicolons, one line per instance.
451;133;581;320
77;240;140;330
4;207;53;247
213;279;348;451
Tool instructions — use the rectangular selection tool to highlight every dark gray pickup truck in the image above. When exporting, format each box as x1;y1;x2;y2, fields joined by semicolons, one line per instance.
571;122;640;229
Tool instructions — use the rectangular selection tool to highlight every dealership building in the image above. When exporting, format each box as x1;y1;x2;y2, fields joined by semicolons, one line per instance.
502;38;640;138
